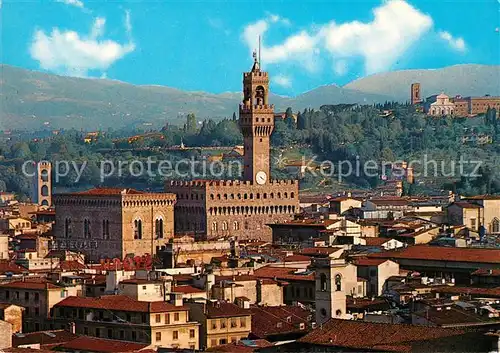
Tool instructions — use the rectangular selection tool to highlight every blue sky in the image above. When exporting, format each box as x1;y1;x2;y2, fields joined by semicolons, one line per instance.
1;0;499;96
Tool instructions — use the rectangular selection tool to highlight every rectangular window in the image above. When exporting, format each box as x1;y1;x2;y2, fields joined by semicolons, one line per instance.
107;329;113;339
174;312;180;321
240;318;246;328
96;328;101;337
15;291;19;300
24;292;29;301
231;337;237;343
165;313;170;324
231;319;237;328
189;329;195;338
155;314;161;323
131;331;136;340
84;327;89;335
142;286;147;290
211;320;217;329
219;339;227;345
220;319;226;328
189;345;195;350
35;308;39;316
211;339;217;347
156;332;161;342
120;331;124;339
173;331;178;340
5;291;9;300
34;293;39;302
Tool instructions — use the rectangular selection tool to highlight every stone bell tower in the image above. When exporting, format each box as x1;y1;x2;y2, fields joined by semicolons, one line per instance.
239;52;274;185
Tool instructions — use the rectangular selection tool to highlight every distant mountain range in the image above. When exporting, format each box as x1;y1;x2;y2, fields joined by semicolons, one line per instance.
1;64;499;131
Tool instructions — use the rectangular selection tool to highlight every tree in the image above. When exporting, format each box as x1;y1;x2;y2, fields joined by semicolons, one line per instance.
184;113;197;134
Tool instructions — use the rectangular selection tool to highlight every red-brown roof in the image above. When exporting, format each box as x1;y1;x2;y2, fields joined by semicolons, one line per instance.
464;195;500;201
250;305;312;338
57;336;148;352
300;247;342;256
172;285;205;294
0;261;28;274
471;269;500;277
0;280;62;290
56;260;87;271
370;245;500;265
205;301;251;318
352;257;390;266
432;286;500;298
55;295;187;313
448;201;482;209
206;339;272;352
12;330;77;348
298;319;467;351
65;188;144;196
363;237;393;246
254;267;315;282
283;254;312;262
368;198;410;206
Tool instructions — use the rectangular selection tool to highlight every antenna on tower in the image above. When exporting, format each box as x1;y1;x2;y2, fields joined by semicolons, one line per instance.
258;35;261;66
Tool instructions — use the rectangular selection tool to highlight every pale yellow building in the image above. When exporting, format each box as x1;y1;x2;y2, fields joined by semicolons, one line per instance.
425;93;455;116
53;295;200;350
464;195;500;234
188;301;252;350
446;201;484;231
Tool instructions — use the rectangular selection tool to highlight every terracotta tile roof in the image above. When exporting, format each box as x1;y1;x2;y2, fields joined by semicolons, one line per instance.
55;295;187;313
300;247;342;256
0;261;28;274
298;319;467;351
0;280;62;290
119;279;162;285
215;275;257;283
368;198;410;206
250;305;311;338
448;201;483;209
352;257;390;266
56;260;87;271
370;245;500;265
432;286;500;298
68;187;145;196
57;336;149;352
205;301;251;318
471;269;500;276
172;285;205;294
283;254;311;262
12;330;77;348
363;237;393;246
464;194;500;201
413;306;488;326
346;297;391;311
253;266;315;282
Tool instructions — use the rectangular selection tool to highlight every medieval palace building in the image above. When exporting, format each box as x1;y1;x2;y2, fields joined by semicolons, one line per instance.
165;56;299;241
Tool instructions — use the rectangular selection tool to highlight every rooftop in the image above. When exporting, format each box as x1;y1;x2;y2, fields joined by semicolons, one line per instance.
57;336;149;352
205;301;251;318
352;257;391;267
370;245;500;265
0;280;62;290
66;187;145;196
12;330;77;348
254;266;315;282
55;295;187;313
297;319;467;351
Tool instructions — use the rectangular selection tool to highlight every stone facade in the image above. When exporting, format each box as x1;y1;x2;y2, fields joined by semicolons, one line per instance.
53;188;176;261
165;57;298;242
410;83;422;105
31;161;52;207
425;93;455;116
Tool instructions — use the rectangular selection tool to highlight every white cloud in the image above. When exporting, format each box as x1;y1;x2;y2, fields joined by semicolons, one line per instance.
124;10;132;36
438;30;466;51
274;74;292;88
55;0;84;8
333;60;348;76
243;0;433;75
30;13;135;77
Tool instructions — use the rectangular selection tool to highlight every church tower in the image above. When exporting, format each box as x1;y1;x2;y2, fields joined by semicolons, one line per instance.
239;52;274;185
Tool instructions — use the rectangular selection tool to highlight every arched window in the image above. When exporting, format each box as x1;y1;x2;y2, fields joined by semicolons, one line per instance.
335;309;342;317
335;274;342;291
65;218;72;238
212;222;217;232
102;220;110;238
134;219;142;239
41;200;49;206
222;221;228;231
83;219;91;239
155;218;164;239
40;169;49;182
233;221;239;231
41;185;49;197
493;218;500;233
320;273;327;291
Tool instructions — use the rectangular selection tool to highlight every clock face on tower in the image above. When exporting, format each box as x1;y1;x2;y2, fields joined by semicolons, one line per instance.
256;171;267;185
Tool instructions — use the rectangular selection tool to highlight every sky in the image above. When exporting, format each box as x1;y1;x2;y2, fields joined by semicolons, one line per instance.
1;0;499;96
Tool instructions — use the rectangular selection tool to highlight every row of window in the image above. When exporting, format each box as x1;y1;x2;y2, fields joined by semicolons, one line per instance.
210;191;295;201
154;312;180;324
319;273;342;292
211;317;246;329
210;337;245;347
209;205;296;216
64;218;165;240
4;290;40;303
